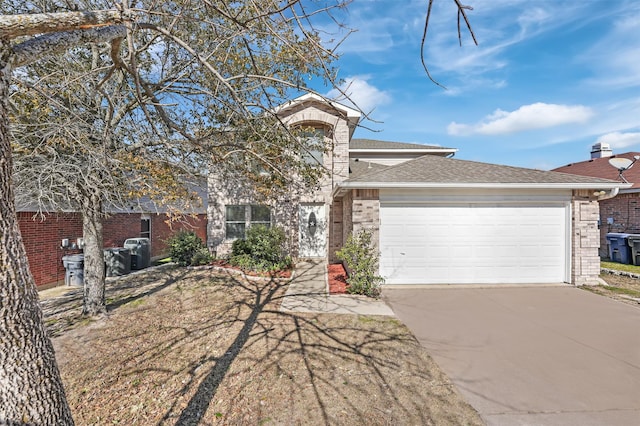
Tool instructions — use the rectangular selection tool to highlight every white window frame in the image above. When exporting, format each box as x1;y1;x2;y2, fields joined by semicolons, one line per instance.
225;204;272;240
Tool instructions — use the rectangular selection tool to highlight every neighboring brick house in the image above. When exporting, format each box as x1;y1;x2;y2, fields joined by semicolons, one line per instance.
19;190;207;289
553;143;639;257
209;94;625;286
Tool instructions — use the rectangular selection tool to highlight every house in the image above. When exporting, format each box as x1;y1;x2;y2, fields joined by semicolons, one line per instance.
19;186;208;289
553;143;640;257
208;94;626;286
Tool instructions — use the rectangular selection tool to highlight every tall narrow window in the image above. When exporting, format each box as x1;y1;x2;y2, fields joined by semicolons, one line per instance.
225;205;246;240
140;214;151;240
301;127;325;166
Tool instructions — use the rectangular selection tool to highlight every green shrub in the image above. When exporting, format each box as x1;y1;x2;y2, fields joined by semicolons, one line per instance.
229;225;289;272
231;238;251;256
167;231;212;266
191;246;214;266
336;229;384;297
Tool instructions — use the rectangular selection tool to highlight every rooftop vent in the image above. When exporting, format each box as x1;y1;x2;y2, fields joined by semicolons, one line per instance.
591;142;613;159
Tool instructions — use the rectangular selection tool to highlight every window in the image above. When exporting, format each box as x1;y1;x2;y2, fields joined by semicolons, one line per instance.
225;205;271;239
301;127;325;166
251;205;271;227
140;215;151;240
225;205;246;240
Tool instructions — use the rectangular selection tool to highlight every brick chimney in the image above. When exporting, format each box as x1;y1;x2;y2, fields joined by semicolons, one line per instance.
591;142;613;159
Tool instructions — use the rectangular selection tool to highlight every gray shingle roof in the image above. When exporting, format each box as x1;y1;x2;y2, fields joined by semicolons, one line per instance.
345;154;624;186
349;159;389;179
350;138;454;151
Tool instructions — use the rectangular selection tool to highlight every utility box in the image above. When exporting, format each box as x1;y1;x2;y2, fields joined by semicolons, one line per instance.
626;234;640;266
62;254;84;286
104;247;131;277
124;238;151;270
606;233;632;264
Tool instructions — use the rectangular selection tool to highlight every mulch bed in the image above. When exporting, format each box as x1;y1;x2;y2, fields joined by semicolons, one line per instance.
328;263;349;294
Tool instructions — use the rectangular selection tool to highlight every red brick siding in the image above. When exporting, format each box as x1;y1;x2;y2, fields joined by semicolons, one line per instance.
20;211;208;288
18;212;83;289
103;214;141;248
151;214;208;258
599;194;640;257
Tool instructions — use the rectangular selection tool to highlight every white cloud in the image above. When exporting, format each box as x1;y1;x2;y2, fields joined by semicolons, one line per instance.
595;132;640;149
326;75;391;114
580;13;640;89
447;103;594;136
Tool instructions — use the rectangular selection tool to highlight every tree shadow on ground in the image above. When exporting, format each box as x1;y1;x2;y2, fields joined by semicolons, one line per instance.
41;265;188;337
51;266;482;425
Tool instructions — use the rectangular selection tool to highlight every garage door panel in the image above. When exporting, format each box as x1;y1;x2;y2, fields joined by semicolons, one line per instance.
380;204;568;284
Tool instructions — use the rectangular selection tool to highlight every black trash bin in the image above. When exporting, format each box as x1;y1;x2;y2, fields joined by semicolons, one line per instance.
104;247;131;277
62;254;84;286
606;233;632;264
124;237;151;270
626;234;640;266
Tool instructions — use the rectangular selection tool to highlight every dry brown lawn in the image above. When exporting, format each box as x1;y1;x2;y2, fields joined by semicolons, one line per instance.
589;271;640;308
43;266;483;425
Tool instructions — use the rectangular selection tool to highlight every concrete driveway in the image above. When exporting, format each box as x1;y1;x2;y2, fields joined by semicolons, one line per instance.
384;285;640;426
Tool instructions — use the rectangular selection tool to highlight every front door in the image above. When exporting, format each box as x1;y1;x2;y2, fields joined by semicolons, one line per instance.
299;204;326;258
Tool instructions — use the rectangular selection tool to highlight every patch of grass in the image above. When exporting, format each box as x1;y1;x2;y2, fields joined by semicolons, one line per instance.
123;298;146;309
604;286;640;297
601;261;640;274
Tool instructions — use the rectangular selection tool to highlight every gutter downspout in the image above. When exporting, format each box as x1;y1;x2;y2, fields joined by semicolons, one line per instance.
596;187;619;201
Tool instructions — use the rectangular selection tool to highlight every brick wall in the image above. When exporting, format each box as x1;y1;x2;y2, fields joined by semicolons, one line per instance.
571;190;601;286
18;212;83;289
103;213;141;248
351;189;380;250
151;214;207;258
598;193;640;257
20;211;208;288
329;198;343;263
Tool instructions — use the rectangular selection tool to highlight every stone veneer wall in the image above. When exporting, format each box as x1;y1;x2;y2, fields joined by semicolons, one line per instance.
571;190;601;286
208;99;353;259
351;189;380;251
329;199;343;263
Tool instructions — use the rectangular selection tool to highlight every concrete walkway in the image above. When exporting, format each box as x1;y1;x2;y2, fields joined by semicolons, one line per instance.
384;286;640;426
279;260;394;316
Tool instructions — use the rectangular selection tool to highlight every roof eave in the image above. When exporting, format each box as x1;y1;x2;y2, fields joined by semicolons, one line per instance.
332;181;631;198
349;148;458;154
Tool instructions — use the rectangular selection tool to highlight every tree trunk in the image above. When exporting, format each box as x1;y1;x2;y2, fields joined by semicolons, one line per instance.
81;195;106;316
0;40;74;425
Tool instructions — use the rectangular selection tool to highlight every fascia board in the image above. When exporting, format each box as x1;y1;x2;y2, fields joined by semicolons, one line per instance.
349;148;458;154
335;181;631;192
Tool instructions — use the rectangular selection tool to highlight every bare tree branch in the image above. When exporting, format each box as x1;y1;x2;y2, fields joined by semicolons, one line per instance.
421;0;478;89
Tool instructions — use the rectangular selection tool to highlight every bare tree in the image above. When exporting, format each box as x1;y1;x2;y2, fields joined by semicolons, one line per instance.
1;1;351;422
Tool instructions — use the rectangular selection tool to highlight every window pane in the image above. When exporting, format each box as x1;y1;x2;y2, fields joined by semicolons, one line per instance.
226;205;245;222
251;205;271;223
303;150;323;165
301;127;325;166
226;223;245;240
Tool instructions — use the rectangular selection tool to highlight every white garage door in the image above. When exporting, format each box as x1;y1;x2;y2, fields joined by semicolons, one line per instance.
380;203;569;284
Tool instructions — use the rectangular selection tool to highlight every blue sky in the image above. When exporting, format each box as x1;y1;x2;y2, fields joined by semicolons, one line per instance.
317;0;640;170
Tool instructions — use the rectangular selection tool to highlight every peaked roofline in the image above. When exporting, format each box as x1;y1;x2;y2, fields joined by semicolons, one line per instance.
274;93;361;120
